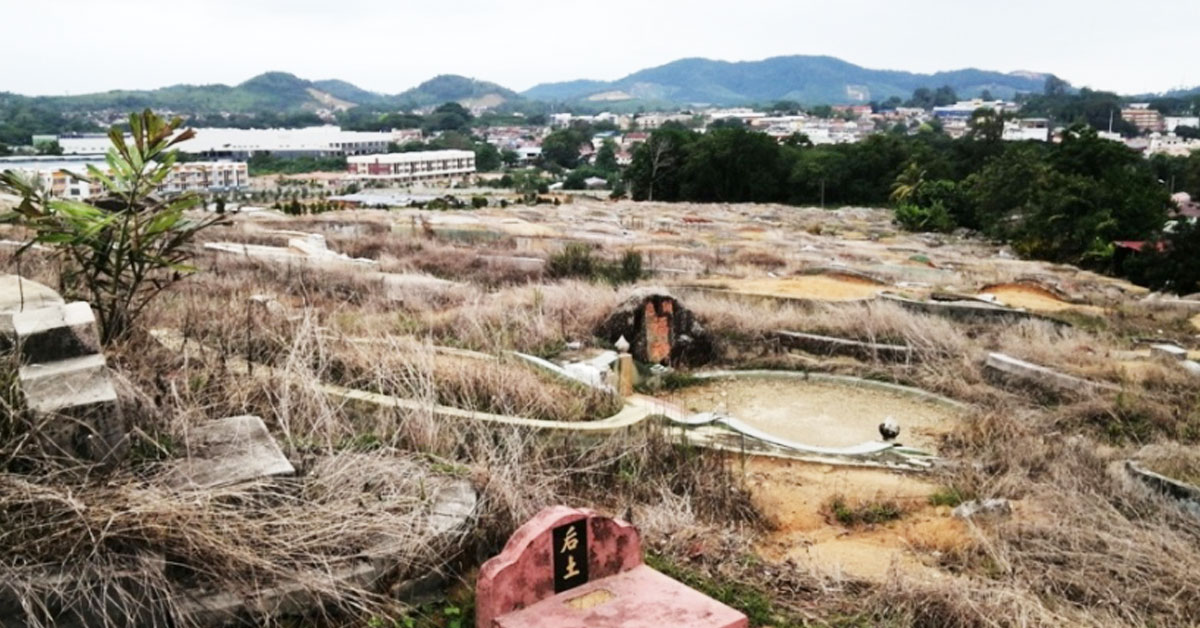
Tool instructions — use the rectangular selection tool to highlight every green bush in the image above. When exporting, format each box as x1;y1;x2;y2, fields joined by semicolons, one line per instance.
546;244;643;285
895;200;956;233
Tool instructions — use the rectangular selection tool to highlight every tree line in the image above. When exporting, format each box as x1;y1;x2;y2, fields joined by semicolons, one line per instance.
624;119;1200;288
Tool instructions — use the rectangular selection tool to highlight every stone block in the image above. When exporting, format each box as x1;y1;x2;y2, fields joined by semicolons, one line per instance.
477;506;746;628
984;353;1118;394
17;353;126;463
18;353;115;414
165;415;295;489
0;302;101;364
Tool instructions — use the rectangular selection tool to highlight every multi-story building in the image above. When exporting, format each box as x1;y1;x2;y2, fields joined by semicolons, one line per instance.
1121;104;1165;133
0;156;248;200
346;150;475;184
161;161;249;193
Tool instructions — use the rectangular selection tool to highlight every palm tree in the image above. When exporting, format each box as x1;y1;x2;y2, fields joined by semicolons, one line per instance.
890;161;926;204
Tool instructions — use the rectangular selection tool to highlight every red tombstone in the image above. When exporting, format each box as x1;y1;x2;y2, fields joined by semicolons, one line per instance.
476;506;748;628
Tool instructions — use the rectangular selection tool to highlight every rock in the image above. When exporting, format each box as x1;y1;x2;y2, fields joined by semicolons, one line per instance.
952;498;1012;520
595;289;714;366
165;415;295;489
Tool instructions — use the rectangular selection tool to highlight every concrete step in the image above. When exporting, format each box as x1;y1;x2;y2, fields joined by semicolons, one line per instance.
0;301;101;364
18;353;117;414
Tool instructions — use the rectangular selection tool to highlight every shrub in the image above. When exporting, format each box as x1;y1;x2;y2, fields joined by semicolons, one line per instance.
0;109;224;343
895;201;956;233
547;244;642;285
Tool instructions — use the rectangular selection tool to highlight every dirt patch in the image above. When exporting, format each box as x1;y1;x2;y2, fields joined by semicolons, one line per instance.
745;458;968;582
979;283;1100;314
1191;313;1200;331
662;377;959;452
703;274;885;301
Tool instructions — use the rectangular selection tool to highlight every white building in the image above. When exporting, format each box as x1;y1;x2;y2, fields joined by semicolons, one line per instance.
932;100;1019;120
1165;116;1200;133
60;126;393;158
346;150;475;183
1146;133;1200;157
1003;118;1050;142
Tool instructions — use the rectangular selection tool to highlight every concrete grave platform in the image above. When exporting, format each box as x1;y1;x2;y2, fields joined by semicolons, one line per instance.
477;506;746;628
166;415;295;489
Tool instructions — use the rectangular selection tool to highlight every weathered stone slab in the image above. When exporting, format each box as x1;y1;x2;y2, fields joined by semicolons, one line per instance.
0;302;101;364
984;352;1118;394
0;274;64;312
166;415;294;489
18;353;116;414
426;479;478;537
775;330;915;362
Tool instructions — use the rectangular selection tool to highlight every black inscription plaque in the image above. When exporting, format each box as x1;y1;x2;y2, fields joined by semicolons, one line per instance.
552;518;589;593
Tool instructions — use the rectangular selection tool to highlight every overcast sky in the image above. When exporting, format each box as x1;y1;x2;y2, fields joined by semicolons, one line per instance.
5;0;1197;97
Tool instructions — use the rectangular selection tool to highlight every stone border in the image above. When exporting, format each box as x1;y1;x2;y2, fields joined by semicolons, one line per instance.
1125;461;1200;517
984;352;1119;395
880;292;1042;323
774;330;916;362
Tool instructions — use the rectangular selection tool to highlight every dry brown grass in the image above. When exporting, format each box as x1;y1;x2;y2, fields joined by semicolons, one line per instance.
6;207;1200;627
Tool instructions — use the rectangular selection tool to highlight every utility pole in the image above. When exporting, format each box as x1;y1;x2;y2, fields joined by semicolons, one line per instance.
820;178;825;209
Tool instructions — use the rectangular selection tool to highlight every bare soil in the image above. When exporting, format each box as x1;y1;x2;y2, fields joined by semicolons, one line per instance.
745;457;968;582
980;283;1103;314
703;274;886;301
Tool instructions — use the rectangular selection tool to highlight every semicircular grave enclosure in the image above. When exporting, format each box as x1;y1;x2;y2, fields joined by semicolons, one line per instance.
657;371;964;454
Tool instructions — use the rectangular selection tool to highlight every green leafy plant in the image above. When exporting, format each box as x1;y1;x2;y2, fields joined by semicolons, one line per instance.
0;109;224;343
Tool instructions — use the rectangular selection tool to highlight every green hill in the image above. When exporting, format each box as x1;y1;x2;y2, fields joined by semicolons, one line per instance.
523;55;1050;105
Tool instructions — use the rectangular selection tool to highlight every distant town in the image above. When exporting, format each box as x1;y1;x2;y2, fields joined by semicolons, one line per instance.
3;92;1198;206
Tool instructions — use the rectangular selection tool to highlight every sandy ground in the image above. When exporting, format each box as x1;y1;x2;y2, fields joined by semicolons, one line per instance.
1192;313;1200;331
745;458;968;582
665;378;960;452
700;274;885;301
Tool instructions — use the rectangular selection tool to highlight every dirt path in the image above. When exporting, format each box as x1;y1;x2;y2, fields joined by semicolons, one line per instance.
744;457;968;582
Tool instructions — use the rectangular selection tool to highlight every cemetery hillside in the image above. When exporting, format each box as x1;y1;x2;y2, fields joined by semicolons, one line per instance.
3;91;1200;625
